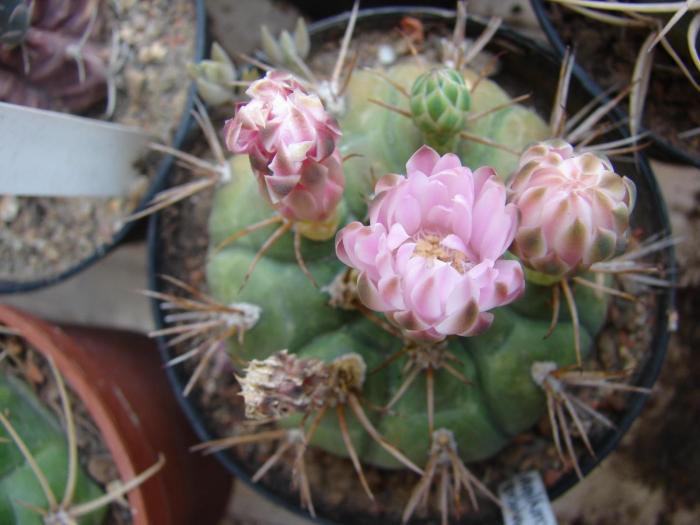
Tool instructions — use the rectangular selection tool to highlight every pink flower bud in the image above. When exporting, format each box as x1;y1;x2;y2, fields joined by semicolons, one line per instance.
224;71;343;223
509;140;637;278
276;148;345;225
336;145;524;342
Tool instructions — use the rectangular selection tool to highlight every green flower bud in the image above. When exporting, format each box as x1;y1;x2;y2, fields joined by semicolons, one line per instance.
409;68;471;151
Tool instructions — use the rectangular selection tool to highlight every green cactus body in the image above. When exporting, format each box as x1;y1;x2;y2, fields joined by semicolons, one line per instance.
0;375;105;525
207;60;608;468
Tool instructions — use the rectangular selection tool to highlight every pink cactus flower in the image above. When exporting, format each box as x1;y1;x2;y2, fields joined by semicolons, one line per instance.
508;140;637;278
224;70;343;223
336;145;525;342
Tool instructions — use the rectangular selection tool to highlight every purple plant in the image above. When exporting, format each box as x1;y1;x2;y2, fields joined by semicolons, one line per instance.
0;0;108;112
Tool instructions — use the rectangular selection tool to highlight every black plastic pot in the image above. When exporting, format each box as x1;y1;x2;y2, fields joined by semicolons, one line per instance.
531;0;700;168
0;0;207;295
148;6;676;524
285;1;457;20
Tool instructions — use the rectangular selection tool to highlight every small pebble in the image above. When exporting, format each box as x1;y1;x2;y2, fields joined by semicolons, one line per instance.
88;455;116;484
377;44;397;65
0;196;19;222
119;26;135;44
131;13;147;31
138;42;168;63
124;69;146;96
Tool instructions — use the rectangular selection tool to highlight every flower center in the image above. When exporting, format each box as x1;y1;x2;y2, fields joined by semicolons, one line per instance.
564;174;595;194
413;234;469;273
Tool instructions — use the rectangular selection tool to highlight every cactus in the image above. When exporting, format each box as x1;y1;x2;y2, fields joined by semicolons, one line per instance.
0;366;105;525
187;42;238;107
154;5;668;521
206;25;607;467
259;17;311;80
0;0;109;112
0;341;165;525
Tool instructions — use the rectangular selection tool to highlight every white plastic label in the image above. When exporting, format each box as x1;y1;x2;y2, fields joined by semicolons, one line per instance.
499;471;557;525
0;102;152;197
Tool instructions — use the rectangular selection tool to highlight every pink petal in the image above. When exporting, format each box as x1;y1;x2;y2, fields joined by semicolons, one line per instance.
335;222;364;267
426;205;453;230
387;223;410;251
358;273;390;312
378;275;405;310
441;234;467;254
472;166;497;195
375;173;405;194
493;260;525;305
390;310;430;332
409;272;443;323
395;194;422;234
404;327;445;343
432;152;463;174
416;179;450;217
445;277;476;315
376;248;394;278
435;299;479;335
281;188;318;222
553;217;589;267
265;173;300;199
395;242;416;274
354;228;384;266
406;145;440;176
464;312;494;336
451;195;473;246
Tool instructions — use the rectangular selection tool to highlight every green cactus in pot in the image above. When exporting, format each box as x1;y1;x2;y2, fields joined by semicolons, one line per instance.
152;4;671;523
0;336;165;525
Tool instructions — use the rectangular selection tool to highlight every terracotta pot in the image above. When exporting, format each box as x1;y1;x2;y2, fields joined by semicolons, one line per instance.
0;305;232;525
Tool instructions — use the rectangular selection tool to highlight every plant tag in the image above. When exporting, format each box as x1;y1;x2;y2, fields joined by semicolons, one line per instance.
499;471;558;525
0;102;152;197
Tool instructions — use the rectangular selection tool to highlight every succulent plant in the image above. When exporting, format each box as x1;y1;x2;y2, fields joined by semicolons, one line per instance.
0;0;109;112
259;17;311;80
0;340;165;525
0;372;106;525
0;0;31;46
205;18;608;494
187;42;238;107
152;4;669;522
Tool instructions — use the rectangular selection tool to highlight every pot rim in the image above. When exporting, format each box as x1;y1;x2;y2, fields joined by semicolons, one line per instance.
0;0;208;295
148;6;676;524
0;305;160;524
530;0;700;168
